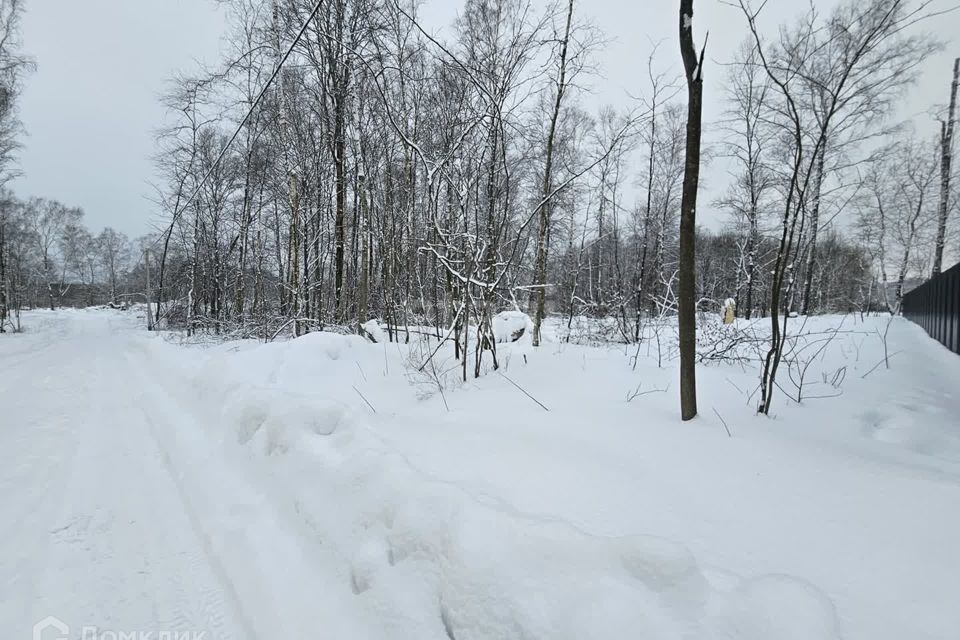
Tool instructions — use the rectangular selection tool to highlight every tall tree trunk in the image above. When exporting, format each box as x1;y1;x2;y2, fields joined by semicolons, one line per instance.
287;173;301;333
235;143;255;320
933;57;959;277
895;195;926;312
801;143;827;315
635;95;658;336
678;0;705;421
743;205;758;320
531;0;574;347
334;103;347;321
0;219;6;332
358;162;370;331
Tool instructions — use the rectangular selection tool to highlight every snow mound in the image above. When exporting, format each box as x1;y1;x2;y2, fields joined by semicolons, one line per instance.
492;310;533;343
222;387;355;457
361;319;388;344
7;311;957;638
710;575;841;640
436;521;710;639
183;330;843;640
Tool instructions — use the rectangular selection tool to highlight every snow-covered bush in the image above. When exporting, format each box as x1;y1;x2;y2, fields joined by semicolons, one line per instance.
492;310;533;343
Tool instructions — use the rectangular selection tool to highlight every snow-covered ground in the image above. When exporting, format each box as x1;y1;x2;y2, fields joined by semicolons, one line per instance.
2;309;958;639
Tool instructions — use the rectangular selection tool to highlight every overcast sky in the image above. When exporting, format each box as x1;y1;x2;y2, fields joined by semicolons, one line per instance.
11;0;960;238
13;0;226;238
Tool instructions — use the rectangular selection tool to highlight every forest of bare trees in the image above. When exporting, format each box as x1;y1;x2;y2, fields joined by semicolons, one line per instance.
135;0;951;408
0;191;145;327
1;0;956;415
151;2;932;325
0;2;148;332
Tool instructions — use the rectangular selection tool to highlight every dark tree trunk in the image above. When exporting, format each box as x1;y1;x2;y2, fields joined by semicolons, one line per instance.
678;0;704;421
0;219;6;332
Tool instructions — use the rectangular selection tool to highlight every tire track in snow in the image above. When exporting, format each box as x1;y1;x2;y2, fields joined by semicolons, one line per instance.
2;312;251;639
0;317;94;635
136;397;258;640
123;335;381;639
111;346;255;640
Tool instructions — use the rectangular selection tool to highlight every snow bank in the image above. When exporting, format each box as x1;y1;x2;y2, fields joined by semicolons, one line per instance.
149;326;850;639
123;312;960;640
710;575;840;640
211;389;842;637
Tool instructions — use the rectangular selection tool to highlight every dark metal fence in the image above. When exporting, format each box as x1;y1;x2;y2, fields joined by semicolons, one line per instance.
901;261;960;354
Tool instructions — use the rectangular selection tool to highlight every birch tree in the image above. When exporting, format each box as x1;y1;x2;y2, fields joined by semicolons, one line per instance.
718;41;773;320
733;0;941;414
932;57;958;277
531;0;575;347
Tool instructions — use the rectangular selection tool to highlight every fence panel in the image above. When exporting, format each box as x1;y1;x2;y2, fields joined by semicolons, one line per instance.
902;261;960;355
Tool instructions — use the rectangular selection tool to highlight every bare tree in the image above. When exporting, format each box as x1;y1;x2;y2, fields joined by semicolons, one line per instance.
97;228;132;304
531;0;576;347
732;0;940;414
932;57;958;277
0;0;30;188
678;0;707;421
718;40;773;320
26;198;81;310
633;44;678;337
858;137;938;313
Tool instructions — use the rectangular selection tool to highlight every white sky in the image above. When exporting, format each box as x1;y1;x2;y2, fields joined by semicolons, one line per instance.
13;0;227;238
11;0;960;238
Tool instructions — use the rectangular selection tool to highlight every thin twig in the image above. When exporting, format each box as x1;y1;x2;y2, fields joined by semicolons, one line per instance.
496;371;550;411
725;376;745;394
861;350;903;379
626;381;670;402
713;407;732;438
352;385;377;413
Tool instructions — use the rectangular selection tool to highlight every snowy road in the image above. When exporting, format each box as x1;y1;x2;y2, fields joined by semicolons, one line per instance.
0;312;254;639
3;309;960;640
1;311;384;639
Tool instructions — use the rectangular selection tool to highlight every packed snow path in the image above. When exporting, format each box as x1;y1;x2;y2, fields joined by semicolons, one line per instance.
1;311;385;639
2;309;959;639
0;312;253;639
